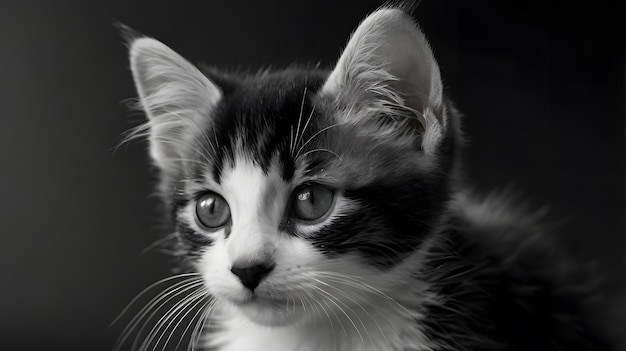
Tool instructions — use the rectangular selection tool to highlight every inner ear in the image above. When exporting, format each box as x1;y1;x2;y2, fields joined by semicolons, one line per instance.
379;30;441;114
128;37;222;174
321;8;444;154
323;8;442;112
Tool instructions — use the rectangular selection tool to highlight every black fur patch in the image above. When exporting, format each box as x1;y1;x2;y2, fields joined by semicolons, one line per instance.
313;173;449;268
192;68;329;183
419;214;612;350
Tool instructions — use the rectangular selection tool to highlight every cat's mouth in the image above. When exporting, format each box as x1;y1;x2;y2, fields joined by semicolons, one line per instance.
228;292;288;308
226;292;302;326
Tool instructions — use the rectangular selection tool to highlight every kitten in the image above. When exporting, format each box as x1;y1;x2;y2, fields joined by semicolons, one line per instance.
119;7;614;351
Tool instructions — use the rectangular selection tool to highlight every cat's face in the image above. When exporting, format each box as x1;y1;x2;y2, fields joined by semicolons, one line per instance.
128;9;455;327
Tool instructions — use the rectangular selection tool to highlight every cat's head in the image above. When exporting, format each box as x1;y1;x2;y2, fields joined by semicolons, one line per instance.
127;8;458;327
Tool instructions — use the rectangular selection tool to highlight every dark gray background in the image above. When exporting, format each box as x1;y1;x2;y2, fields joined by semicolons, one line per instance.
1;1;623;350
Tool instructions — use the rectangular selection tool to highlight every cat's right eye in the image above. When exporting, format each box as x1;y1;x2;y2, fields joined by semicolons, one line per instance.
195;192;231;230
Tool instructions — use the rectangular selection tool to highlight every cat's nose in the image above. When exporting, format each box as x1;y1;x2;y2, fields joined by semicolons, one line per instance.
230;262;275;291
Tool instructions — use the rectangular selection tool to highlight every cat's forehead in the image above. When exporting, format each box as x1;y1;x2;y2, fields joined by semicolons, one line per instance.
188;69;333;184
213;68;328;113
183;68;434;191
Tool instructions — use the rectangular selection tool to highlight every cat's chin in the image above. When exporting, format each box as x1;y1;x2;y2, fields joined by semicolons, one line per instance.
230;296;303;327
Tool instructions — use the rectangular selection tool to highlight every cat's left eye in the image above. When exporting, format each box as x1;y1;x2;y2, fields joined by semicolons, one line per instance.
291;184;334;222
195;192;231;229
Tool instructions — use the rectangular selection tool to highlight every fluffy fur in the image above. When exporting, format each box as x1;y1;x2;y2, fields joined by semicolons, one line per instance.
119;7;614;351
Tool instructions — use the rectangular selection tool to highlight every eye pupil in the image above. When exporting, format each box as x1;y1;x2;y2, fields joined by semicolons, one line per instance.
201;198;214;211
195;192;230;229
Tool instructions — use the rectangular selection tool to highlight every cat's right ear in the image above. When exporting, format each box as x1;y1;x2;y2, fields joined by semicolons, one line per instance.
127;35;222;173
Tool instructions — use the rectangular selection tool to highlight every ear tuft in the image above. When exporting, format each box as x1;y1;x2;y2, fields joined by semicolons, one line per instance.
322;8;444;154
115;22;142;45
128;36;221;173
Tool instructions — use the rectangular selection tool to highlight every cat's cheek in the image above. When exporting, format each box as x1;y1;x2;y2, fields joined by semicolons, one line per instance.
273;236;325;272
195;240;242;300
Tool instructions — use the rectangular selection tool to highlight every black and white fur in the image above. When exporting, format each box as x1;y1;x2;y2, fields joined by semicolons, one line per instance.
121;7;613;351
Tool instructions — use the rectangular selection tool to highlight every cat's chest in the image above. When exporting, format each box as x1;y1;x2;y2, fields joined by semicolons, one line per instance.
203;305;436;351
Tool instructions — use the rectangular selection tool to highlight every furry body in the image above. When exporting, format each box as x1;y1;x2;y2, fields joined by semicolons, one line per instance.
123;7;612;351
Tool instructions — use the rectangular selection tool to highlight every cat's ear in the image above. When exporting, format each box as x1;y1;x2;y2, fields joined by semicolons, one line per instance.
321;8;444;154
128;37;221;172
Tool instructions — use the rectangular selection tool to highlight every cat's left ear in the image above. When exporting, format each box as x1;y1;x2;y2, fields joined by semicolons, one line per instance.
128;36;222;174
321;8;444;155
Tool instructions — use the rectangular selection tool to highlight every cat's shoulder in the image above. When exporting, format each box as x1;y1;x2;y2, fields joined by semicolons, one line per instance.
424;190;612;350
446;189;597;296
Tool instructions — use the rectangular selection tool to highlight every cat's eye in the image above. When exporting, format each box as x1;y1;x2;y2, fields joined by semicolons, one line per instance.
291;184;334;222
195;192;231;229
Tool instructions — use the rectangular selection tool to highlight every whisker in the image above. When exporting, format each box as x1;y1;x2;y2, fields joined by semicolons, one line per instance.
295;123;341;160
300;148;342;162
311;284;365;344
134;281;204;337
185;299;216;351
307;288;347;340
313;271;413;315
303;290;338;350
289;125;295;158
292;86;308;156
309;276;385;345
115;278;203;351
157;290;208;351
110;273;201;329
140;232;178;255
296;105;316;153
139;289;205;351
